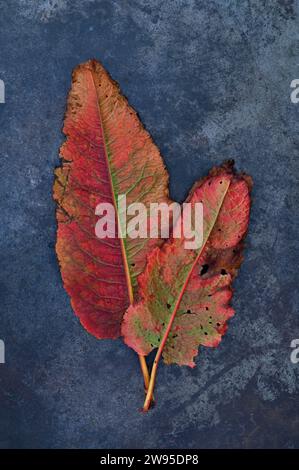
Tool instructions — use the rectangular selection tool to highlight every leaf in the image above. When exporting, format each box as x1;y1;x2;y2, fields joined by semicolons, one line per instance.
122;161;252;408
53;60;171;340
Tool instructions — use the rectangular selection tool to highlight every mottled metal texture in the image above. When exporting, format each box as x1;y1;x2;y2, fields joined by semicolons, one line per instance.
0;0;298;449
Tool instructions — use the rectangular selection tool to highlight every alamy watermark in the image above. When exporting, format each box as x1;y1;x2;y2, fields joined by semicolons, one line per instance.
290;339;299;364
0;339;4;364
0;79;5;104
95;196;203;249
290;79;299;103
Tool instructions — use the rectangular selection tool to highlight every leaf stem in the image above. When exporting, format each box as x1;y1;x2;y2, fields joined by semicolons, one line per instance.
143;179;232;410
143;277;188;410
139;355;150;391
143;357;159;411
143;320;174;411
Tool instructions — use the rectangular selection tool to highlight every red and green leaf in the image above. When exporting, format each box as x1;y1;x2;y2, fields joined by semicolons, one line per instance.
53;60;171;340
122;162;252;409
53;60;253;411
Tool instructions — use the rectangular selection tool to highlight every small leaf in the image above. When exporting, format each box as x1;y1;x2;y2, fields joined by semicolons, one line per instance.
53;60;171;340
122;162;252;367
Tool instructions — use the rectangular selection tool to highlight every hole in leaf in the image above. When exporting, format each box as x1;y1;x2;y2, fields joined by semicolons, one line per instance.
204;332;208;335
187;309;191;314
205;307;209;311
167;303;171;309
200;264;209;276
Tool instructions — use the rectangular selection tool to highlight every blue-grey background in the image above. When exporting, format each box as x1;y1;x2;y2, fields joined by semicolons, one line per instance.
0;0;299;449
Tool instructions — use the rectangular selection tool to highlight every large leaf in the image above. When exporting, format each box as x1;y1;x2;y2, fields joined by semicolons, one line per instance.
122;162;251;408
53;60;170;340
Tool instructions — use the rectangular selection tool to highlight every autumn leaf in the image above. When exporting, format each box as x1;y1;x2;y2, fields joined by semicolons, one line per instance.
122;161;252;410
53;60;252;412
53;60;171;388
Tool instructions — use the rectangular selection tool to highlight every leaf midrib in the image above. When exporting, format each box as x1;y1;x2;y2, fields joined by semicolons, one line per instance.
90;69;134;304
157;178;232;359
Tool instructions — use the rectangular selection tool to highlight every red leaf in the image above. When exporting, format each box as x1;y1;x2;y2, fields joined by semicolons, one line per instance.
122;162;252;409
53;60;171;340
